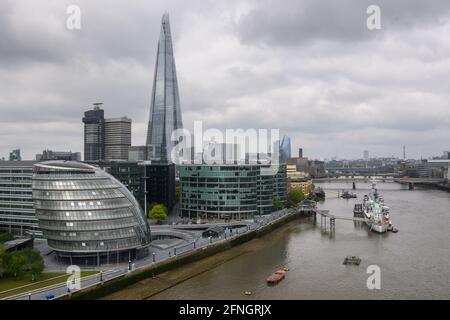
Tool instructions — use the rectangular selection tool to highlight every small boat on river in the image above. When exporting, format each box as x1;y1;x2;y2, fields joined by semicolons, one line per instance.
266;269;287;285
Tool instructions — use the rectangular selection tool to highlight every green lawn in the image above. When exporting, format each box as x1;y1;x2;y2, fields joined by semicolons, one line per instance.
0;271;98;299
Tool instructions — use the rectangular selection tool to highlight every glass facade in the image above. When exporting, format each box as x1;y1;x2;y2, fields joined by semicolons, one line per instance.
179;164;287;220
0;161;40;236
146;13;183;162
82;106;105;161
32;161;151;261
280;135;291;163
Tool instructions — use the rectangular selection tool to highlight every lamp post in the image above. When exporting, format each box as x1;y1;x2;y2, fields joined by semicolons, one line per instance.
138;161;152;220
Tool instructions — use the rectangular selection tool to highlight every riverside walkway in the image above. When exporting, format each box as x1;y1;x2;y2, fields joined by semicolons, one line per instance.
4;208;297;300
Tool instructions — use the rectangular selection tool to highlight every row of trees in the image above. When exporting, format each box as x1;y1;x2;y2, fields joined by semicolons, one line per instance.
0;246;44;280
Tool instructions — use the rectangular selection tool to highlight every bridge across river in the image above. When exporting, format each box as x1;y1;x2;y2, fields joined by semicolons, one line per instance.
313;177;445;186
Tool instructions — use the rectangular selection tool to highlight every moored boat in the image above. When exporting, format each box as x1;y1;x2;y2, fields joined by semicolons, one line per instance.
363;182;392;233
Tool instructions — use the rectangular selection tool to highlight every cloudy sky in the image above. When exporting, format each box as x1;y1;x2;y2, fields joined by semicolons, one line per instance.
1;0;450;160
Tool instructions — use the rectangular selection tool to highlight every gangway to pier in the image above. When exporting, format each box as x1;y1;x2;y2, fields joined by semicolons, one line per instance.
299;208;367;236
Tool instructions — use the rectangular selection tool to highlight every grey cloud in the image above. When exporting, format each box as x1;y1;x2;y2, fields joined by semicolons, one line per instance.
1;0;450;160
235;0;450;47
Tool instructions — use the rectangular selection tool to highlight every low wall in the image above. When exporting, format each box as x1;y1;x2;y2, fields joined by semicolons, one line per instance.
66;211;302;300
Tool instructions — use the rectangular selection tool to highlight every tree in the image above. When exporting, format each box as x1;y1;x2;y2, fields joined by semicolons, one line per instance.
5;251;26;278
0;232;14;244
287;189;305;208
148;204;168;223
273;198;283;210
22;248;44;280
0;244;5;278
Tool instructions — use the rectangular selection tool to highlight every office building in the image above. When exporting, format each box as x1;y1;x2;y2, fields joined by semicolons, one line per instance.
82;104;105;161
83;104;132;162
32;161;151;264
279;135;291;163
129;146;148;161
104;117;132;161
288;178;313;197
364;150;369;160
87;161;176;213
0;161;40;236
36;150;81;161
146;14;183;162
179;164;287;220
298;148;303;158
9;149;21;161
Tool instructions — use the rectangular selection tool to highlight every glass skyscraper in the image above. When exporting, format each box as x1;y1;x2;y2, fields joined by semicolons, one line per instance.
280;135;292;163
146;13;183;163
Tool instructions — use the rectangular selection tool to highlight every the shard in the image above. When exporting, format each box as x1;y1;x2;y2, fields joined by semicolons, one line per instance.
146;13;183;162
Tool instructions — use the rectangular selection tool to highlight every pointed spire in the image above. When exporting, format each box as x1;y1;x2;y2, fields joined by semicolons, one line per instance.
146;13;183;162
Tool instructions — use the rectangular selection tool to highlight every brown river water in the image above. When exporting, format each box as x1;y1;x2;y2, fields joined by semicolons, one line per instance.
130;182;450;299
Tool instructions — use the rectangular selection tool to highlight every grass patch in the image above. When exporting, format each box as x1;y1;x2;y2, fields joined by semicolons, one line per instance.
0;271;98;299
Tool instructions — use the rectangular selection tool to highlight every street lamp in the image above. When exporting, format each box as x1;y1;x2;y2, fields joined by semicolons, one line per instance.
138;161;152;220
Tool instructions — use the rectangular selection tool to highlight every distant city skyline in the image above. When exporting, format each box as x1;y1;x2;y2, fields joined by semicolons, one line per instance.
1;0;450;160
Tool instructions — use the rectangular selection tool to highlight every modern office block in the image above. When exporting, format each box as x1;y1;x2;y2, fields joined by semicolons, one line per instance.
0;161;40;236
179;164;287;220
87;161;176;213
146;14;183;162
32;161;151;264
104;117;132;161
179;165;259;220
279;135;291;163
9;149;21;161
36;150;81;161
82;104;105;161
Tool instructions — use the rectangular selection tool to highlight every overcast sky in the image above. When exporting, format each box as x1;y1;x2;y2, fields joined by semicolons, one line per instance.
1;0;450;160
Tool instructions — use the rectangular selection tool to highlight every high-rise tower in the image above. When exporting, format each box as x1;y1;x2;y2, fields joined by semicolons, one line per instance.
279;135;291;163
146;13;183;163
82;104;105;161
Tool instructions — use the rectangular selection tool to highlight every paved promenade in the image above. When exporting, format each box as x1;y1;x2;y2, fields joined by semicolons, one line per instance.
5;208;296;300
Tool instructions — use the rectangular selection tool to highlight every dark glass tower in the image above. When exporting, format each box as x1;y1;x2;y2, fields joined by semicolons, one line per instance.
82;104;105;161
146;13;183;162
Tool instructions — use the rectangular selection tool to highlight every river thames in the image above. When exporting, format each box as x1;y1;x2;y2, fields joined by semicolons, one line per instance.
148;182;450;300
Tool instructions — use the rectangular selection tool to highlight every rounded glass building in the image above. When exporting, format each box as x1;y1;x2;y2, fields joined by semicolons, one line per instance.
32;161;151;264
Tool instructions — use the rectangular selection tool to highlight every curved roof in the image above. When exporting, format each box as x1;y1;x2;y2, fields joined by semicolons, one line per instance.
34;161;96;172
